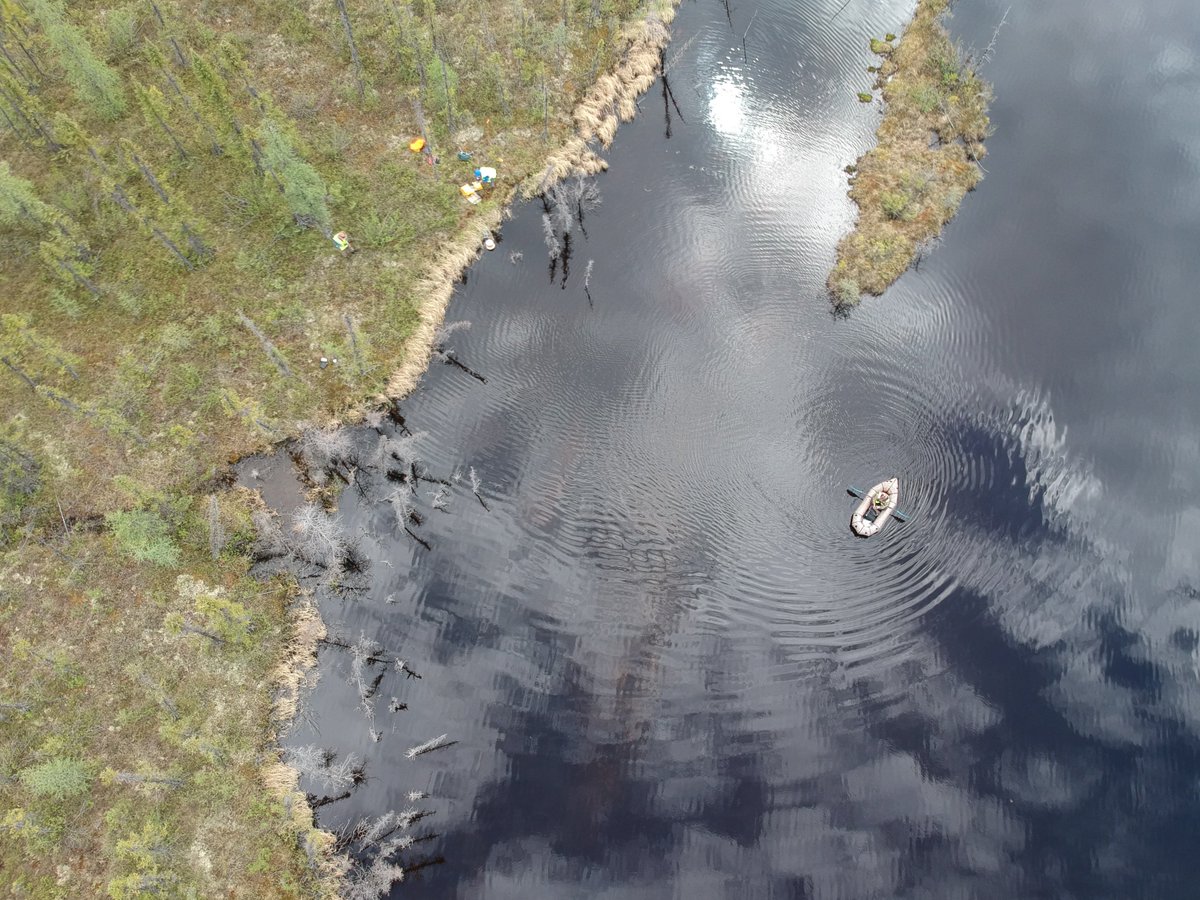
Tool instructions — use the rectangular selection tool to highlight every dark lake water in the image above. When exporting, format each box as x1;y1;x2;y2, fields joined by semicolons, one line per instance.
246;0;1200;895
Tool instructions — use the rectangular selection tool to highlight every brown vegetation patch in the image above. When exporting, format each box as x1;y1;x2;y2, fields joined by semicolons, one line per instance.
827;0;993;306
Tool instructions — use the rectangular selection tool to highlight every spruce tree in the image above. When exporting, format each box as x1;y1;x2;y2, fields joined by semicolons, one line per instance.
1;160;92;291
115;136;213;261
143;44;221;156
0;0;47;82
0;67;59;149
27;0;126;118
132;80;188;159
118;137;170;203
39;232;101;297
192;50;251;165
56;113;195;269
257;122;332;235
0;159;53;226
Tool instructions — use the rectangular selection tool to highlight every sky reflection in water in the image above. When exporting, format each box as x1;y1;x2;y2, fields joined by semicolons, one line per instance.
261;0;1200;896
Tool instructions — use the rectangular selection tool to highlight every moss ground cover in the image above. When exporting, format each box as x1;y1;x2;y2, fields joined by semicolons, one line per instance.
828;0;993;306
1;490;329;897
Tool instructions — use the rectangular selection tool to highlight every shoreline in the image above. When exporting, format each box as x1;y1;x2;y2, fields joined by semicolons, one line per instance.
827;0;993;306
381;5;676;404
0;0;681;893
267;2;680;891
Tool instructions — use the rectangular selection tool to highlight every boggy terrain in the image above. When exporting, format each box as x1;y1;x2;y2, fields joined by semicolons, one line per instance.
828;0;993;306
0;0;673;895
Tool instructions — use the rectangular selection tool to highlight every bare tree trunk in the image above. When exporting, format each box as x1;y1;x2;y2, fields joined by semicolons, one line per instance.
343;314;366;376
148;1;188;66
163;71;221;155
1;356;38;391
0;82;58;150
438;52;454;135
143;102;189;160
0;40;31;86
58;260;101;297
411;95;434;177
237;310;292;377
13;35;47;79
131;152;170;203
334;0;366;101
111;186;193;269
541;69;549;141
0;105;33;149
147;222;193;268
181;223;212;260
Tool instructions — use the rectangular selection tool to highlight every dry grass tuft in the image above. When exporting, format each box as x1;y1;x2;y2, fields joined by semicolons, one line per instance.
573;5;676;145
268;592;326;729
383;204;506;401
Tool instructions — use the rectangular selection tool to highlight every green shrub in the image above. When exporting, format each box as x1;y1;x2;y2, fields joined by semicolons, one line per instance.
834;279;860;307
909;83;940;113
19;757;91;800
108;819;181;900
867;236;901;263
105;4;144;60
106;509;181;567
190;585;259;647
941;186;967;211
358;209;407;248
49;288;85;319
929;49;960;88
880;191;910;219
0;440;40;531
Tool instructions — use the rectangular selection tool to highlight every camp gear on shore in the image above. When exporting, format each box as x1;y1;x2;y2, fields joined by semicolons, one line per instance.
483;233;496;251
849;477;902;537
475;166;497;184
409;137;426;152
460;181;484;204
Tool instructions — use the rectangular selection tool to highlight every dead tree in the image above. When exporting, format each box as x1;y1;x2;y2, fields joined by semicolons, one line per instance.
334;0;366;100
432;321;486;382
207;495;225;559
236;310;291;376
289;503;346;568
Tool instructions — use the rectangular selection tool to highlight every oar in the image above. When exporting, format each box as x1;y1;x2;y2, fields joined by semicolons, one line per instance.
847;485;911;523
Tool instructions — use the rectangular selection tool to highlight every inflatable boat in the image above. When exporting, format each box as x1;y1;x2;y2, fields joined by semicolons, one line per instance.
850;477;899;537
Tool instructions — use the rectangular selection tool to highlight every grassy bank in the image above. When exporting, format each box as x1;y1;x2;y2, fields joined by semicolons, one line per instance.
0;0;675;894
1;491;331;897
827;0;992;306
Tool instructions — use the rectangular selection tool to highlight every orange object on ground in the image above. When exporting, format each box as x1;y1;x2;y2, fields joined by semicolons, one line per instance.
409;137;426;152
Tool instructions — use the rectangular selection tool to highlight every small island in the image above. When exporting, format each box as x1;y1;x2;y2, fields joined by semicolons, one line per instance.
828;0;993;307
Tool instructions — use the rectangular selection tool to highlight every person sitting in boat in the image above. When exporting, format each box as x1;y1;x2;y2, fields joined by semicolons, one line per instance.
873;488;891;511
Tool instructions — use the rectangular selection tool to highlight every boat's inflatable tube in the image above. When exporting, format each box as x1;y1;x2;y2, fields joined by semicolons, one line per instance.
851;477;898;537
